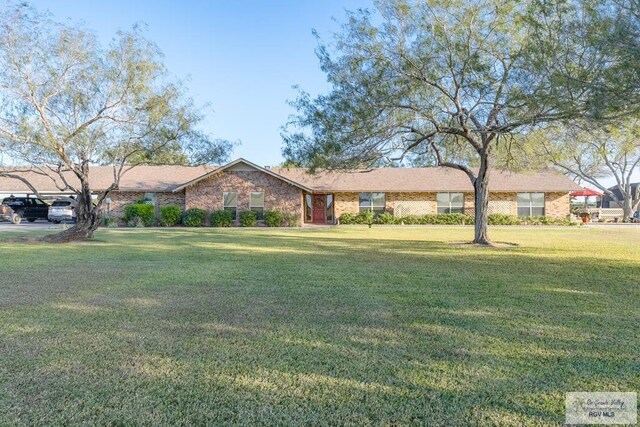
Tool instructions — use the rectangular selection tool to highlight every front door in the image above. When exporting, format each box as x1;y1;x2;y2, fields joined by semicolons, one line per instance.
312;194;326;224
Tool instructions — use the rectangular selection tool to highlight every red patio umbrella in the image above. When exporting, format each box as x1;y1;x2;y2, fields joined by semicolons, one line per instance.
570;188;604;220
570;188;603;197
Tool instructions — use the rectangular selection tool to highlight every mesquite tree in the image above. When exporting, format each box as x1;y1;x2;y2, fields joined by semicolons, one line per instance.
536;122;640;220
282;0;631;244
0;4;231;242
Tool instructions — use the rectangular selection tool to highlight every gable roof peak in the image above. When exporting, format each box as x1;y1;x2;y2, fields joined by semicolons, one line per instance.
171;157;313;193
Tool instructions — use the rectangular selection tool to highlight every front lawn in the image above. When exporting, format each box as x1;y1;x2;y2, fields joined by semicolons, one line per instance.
0;227;638;425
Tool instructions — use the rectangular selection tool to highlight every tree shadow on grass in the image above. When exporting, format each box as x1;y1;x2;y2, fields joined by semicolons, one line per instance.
0;230;638;424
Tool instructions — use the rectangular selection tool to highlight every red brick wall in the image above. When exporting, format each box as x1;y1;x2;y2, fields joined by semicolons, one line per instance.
106;188;570;222
544;192;571;218
184;170;303;223
334;191;571;218
106;191;185;219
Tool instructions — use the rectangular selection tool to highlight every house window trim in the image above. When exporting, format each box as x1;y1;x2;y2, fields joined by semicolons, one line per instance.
143;192;157;206
304;194;312;222
326;194;334;223
358;192;386;213
223;191;237;220
436;192;465;214
250;191;265;220
517;192;545;217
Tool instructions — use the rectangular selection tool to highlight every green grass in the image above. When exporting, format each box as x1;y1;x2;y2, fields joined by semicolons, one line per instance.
0;226;638;426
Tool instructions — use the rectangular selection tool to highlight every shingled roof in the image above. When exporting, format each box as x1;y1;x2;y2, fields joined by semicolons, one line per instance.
272;167;581;192
0;159;580;194
171;158;314;193
0;165;217;193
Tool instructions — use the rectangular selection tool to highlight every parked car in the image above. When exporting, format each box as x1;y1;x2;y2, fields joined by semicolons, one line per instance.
48;198;78;223
1;196;50;222
0;203;22;224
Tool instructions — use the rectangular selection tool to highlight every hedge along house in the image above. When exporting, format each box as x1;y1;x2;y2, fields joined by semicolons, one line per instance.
173;159;313;223
0;158;580;224
270;163;581;223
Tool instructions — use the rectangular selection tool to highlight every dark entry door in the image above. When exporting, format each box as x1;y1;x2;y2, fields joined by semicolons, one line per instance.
312;194;326;224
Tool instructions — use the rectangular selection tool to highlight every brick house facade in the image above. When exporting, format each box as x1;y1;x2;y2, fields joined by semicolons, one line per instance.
329;190;570;220
184;168;304;224
106;191;185;219
0;158;580;224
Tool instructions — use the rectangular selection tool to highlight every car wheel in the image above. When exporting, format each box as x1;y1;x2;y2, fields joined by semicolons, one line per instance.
11;213;21;225
52;220;61;224
27;218;36;223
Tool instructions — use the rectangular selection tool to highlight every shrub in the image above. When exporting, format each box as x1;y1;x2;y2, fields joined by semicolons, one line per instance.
211;210;233;227
123;203;155;226
239;210;257;227
521;215;553;225
338;211;373;225
359;210;375;224
488;214;522;225
102;216;117;227
565;217;580;226
182;208;207;227
433;213;473;225
282;212;301;227
338;212;357;224
398;213;473;225
374;212;397;224
338;210;574;227
520;215;577;226
397;215;421;225
264;210;284;227
160;204;182;227
340;212;474;225
127;217;146;228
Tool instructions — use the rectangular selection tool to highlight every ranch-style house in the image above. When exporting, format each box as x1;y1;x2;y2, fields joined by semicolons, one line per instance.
0;158;581;224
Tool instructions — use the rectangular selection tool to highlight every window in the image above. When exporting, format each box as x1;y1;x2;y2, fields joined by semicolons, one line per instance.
143;192;157;206
359;192;385;213
250;192;264;220
223;192;237;220
326;194;334;222
305;194;312;222
2;198;24;206
437;193;464;214
517;193;545;216
3;199;24;207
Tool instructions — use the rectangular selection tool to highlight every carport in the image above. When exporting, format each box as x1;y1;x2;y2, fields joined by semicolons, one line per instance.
0;189;79;226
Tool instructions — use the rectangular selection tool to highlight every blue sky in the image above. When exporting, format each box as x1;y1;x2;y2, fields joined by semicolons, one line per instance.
22;1;640;189
30;0;374;166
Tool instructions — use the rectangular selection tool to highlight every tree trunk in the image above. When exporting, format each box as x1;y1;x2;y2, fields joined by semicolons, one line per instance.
42;180;102;243
622;196;633;223
473;156;491;245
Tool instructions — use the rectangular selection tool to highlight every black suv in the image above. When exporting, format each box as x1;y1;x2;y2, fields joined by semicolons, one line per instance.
1;196;50;223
